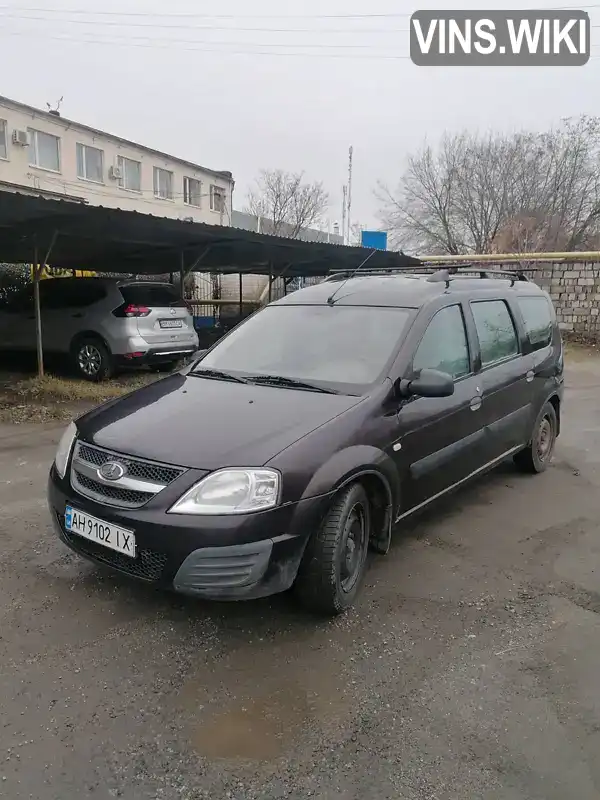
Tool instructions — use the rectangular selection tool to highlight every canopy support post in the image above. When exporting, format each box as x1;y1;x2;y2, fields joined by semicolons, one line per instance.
34;230;59;379
179;252;185;300
239;272;243;320
268;263;273;302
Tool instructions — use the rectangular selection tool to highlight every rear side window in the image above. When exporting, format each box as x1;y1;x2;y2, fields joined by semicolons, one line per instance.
120;284;183;307
517;295;553;350
413;304;470;380
471;300;519;367
38;280;107;309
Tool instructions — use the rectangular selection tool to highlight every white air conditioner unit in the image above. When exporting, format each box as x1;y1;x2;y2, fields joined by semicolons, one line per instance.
108;165;122;181
12;129;28;146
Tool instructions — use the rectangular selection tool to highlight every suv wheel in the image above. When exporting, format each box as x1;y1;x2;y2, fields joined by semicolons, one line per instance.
73;337;114;382
294;483;371;616
514;402;557;474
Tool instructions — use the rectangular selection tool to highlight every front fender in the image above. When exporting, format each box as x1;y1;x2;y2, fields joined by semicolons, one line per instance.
301;445;400;512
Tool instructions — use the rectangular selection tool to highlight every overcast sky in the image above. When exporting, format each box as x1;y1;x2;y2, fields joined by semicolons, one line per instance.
1;0;599;231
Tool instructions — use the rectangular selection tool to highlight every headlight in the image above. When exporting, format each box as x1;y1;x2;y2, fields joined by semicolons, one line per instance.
168;468;280;515
54;421;77;479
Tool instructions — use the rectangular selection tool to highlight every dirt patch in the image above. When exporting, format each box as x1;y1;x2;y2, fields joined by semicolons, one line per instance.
0;371;161;424
563;340;600;363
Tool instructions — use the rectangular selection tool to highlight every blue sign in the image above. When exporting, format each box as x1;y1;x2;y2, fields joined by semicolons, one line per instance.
361;230;388;250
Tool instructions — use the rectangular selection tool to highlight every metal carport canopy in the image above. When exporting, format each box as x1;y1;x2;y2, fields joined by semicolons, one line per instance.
0;192;421;276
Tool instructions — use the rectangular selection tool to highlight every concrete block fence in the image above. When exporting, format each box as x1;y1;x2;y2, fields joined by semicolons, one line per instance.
529;261;600;336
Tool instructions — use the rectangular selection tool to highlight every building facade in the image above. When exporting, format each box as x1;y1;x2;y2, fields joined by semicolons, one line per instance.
231;210;343;244
0;95;234;225
188;211;341;311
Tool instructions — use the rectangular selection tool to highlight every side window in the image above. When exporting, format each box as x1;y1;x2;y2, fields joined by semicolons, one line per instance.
517;295;553;351
471;300;519;367
38;280;74;310
413;305;470;380
67;282;107;308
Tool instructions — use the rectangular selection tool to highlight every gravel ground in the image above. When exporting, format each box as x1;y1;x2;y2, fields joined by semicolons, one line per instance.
0;358;599;799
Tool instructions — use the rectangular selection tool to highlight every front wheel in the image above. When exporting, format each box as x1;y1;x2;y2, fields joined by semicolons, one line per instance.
294;483;371;616
514;402;557;474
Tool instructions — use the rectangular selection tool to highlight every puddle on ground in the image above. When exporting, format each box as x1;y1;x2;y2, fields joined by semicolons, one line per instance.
180;644;353;761
192;682;322;760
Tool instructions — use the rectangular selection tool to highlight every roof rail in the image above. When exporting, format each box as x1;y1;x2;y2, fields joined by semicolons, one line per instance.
323;266;424;282
427;267;529;287
324;264;531;285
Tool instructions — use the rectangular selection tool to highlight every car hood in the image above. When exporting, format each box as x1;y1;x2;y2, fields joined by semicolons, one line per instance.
76;373;363;469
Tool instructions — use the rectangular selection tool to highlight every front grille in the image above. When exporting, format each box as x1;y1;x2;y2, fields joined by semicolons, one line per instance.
73;470;153;507
58;514;168;582
70;441;186;509
76;443;184;485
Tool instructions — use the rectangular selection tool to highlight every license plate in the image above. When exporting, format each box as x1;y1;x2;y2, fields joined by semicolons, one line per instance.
65;506;136;558
159;319;183;329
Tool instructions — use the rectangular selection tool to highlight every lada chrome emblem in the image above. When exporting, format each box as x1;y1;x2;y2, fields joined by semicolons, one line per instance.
98;461;126;482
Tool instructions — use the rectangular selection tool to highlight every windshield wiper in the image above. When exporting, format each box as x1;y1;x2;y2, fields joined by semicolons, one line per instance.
190;368;249;384
245;375;339;394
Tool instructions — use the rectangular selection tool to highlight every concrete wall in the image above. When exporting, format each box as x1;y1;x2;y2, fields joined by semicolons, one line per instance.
530;262;600;336
0;96;233;225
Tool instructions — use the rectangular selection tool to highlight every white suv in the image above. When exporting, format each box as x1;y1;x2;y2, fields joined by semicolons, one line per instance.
0;278;199;380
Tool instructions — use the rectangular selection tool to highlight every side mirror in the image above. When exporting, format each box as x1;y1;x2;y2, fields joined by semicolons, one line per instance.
397;368;455;399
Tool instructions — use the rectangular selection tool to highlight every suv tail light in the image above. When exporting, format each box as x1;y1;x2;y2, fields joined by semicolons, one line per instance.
113;303;151;318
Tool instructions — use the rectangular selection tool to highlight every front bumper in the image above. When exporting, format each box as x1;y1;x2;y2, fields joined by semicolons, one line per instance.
48;467;328;600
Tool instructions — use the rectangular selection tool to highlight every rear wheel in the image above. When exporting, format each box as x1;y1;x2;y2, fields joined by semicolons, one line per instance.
514;402;557;474
72;337;114;382
294;483;371;616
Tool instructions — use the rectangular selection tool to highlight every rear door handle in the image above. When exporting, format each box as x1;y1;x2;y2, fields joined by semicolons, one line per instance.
470;396;483;411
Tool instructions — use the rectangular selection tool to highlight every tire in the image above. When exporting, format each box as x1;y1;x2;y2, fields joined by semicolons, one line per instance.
294;483;371;616
72;337;114;382
514;402;557;474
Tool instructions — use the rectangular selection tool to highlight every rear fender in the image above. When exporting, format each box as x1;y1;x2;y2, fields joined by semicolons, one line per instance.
70;330;112;355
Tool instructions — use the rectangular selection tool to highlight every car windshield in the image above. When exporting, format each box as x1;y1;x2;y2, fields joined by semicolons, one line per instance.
194;304;413;391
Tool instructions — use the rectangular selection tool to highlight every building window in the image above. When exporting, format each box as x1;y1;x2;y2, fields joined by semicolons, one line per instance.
184;176;202;207
153;166;174;200
0;120;7;159
117;155;142;192
28;128;60;172
76;142;104;183
210;184;226;213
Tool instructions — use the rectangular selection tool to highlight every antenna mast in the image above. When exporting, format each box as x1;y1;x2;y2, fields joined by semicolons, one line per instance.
341;186;348;246
347;146;354;245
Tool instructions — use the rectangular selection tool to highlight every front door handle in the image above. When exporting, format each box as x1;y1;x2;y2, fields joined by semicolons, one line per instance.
470;396;483;411
526;370;535;383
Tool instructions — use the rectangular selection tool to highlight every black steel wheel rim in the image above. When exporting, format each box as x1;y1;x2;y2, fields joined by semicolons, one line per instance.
537;414;554;462
339;502;367;593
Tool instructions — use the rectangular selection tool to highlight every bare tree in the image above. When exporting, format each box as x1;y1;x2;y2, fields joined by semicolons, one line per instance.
245;169;329;239
379;117;600;256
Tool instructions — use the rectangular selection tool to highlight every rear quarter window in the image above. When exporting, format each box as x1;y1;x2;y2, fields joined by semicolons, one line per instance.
120;284;184;307
517;295;554;350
